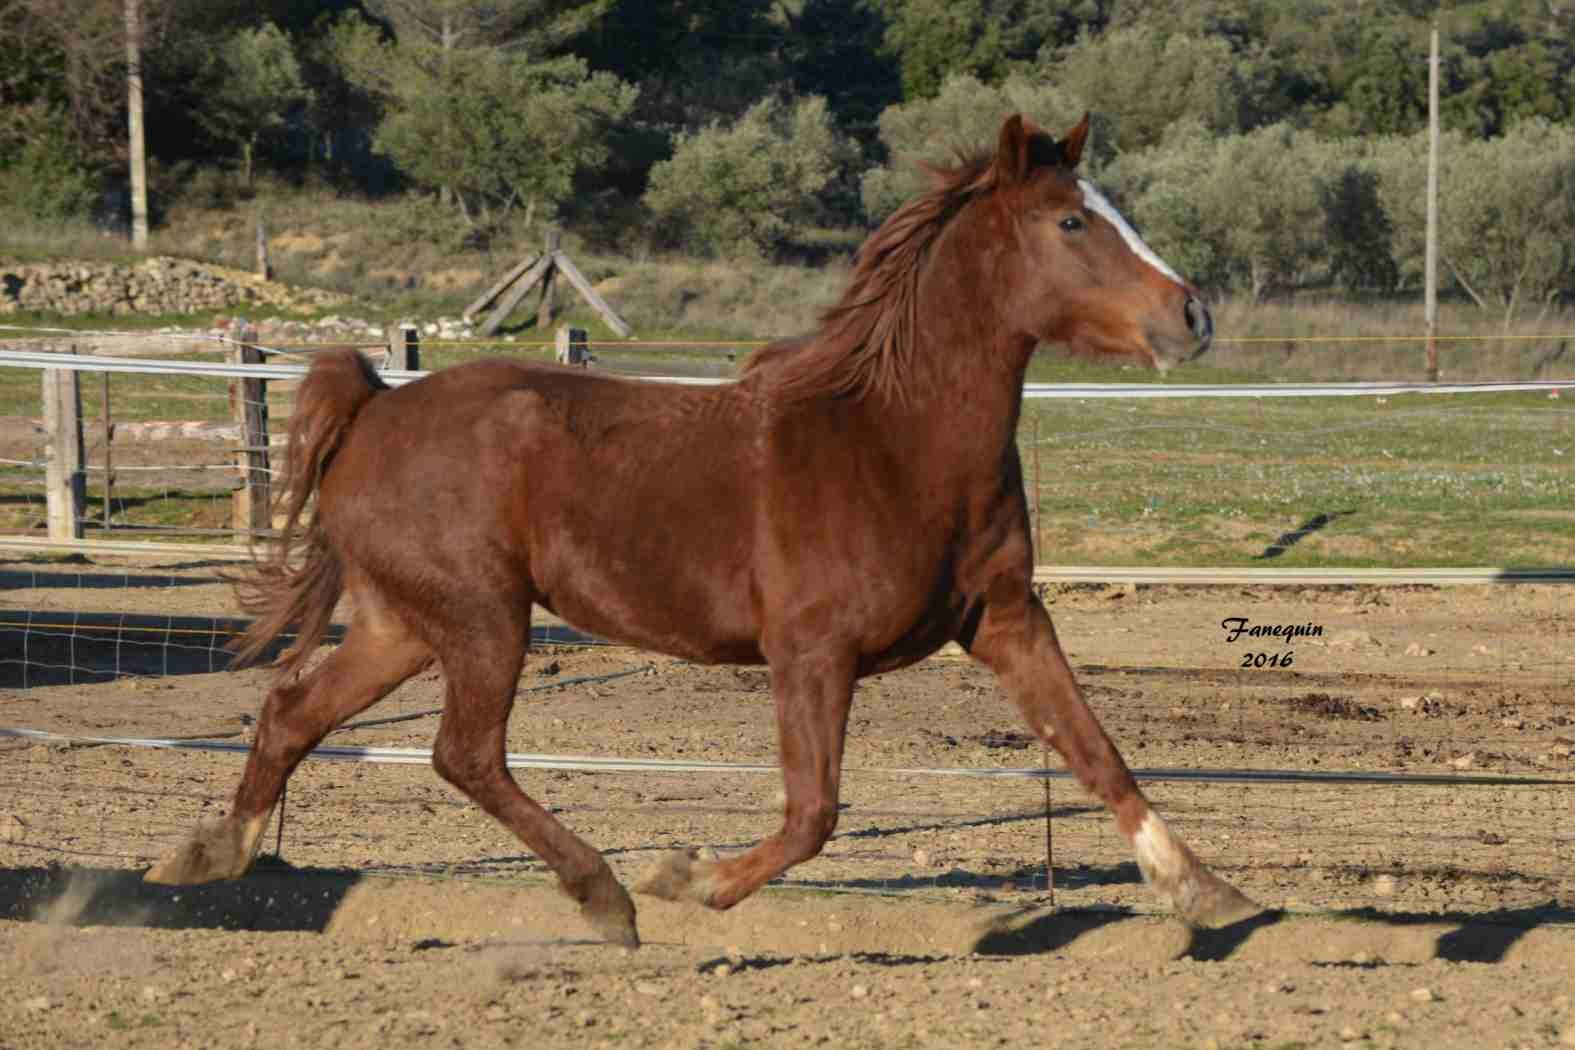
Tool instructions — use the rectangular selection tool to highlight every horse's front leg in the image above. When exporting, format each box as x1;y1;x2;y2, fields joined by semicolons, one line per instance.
636;646;855;909
969;576;1260;928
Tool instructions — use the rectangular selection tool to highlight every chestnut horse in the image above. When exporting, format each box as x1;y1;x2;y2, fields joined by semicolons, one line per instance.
147;114;1259;946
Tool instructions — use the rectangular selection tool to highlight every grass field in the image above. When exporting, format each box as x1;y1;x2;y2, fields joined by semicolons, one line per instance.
1017;388;1575;568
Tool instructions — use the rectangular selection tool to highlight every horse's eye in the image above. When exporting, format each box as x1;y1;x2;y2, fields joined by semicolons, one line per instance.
1059;215;1086;232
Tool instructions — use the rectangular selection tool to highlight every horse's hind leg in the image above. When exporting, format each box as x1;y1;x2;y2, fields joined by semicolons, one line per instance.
636;646;856;910
969;579;1260;928
145;607;431;885
429;623;639;948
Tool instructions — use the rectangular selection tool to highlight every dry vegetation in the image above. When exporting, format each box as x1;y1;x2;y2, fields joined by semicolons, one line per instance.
6;181;1573;385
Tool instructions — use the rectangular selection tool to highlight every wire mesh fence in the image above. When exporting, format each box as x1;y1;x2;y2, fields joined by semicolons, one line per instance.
2;556;1572;918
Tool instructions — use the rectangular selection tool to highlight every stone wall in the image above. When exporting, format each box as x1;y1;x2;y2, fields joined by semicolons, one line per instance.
0;257;345;316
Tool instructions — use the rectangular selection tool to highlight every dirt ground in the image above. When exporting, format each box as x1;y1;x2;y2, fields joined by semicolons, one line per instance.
2;558;1574;1048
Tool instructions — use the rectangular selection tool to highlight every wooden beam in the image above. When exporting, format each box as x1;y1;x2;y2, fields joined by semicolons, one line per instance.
230;325;271;534
551;251;632;338
0;536;253;560
384;323;420;371
42;349;86;540
476;253;555;337
462;254;541;323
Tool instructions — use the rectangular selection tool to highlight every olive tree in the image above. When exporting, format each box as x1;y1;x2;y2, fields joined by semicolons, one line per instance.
859;73;1083;222
1107;122;1335;299
1373;121;1575;323
1042;25;1247;152
1438;121;1574;324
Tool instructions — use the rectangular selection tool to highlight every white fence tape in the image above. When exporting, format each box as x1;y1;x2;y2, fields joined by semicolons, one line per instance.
2;726;1567;788
3;348;1572;398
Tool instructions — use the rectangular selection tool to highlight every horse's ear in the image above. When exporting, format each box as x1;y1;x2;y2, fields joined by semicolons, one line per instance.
995;113;1032;184
1059;113;1091;169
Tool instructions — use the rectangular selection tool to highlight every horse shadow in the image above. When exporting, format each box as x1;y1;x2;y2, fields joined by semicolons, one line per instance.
0;569;224;590
1254;509;1357;559
0;859;361;934
969;900;1575;963
0;611;600;689
2;861;1568;967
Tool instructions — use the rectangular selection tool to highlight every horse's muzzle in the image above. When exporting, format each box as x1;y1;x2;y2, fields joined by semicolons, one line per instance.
1183;296;1213;356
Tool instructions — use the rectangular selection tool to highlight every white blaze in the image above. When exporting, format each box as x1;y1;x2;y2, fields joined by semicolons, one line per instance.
1077;178;1187;288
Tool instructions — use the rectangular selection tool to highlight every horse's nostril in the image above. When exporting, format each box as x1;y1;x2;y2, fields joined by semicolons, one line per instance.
1184;296;1212;347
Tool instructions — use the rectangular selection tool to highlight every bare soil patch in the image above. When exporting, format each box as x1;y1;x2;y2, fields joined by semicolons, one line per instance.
2;563;1573;1047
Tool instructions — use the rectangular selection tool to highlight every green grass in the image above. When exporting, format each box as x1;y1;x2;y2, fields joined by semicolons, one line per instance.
1017;384;1575;568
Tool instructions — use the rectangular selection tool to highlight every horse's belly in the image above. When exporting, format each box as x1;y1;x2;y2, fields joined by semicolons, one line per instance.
531;535;764;665
541;587;766;665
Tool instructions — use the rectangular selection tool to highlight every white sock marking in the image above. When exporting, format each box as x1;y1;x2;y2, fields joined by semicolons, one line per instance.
1077;179;1187;288
1133;811;1187;886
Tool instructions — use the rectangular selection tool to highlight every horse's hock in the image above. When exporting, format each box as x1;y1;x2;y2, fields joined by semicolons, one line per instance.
0;258;344;316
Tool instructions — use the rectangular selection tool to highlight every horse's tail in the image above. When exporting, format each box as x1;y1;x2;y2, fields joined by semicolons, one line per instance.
228;349;388;675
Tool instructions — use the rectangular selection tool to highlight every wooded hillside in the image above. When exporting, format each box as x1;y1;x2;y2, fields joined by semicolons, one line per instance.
2;1;1571;312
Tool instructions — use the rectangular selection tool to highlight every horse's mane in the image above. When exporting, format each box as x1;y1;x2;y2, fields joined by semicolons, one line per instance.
742;153;997;404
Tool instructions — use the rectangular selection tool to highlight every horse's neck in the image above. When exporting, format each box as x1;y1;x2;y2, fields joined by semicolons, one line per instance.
887;240;1036;469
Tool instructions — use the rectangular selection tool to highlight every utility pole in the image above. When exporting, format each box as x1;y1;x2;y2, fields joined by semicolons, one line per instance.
125;0;149;251
1424;23;1440;382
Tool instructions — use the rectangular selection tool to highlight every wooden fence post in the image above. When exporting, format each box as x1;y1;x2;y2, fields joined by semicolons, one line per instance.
555;325;590;367
384;323;420;371
42;346;86;540
255;213;272;281
230;323;271;534
101;372;114;532
536;229;561;330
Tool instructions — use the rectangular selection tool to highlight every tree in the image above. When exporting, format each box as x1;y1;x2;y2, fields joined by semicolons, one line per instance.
197;22;311;186
1435;120;1575;324
574;0;779;129
1042;25;1248;152
643;96;852;258
0;101;98;220
1099;119;1231;292
876;0;1106;99
858;73;1083;221
332;2;635;231
1322;166;1399;294
779;0;902;142
1106;122;1336;299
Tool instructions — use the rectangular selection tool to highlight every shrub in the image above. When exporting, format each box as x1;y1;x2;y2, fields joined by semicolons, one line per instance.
0;103;98;222
644;96;852;259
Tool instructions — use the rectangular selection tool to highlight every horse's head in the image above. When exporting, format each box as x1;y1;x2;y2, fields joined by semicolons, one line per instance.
987;113;1211;372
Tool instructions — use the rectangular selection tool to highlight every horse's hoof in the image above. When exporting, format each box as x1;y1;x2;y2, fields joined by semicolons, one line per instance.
1175;870;1263;930
143;820;250;885
632;848;719;906
578;871;641;948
